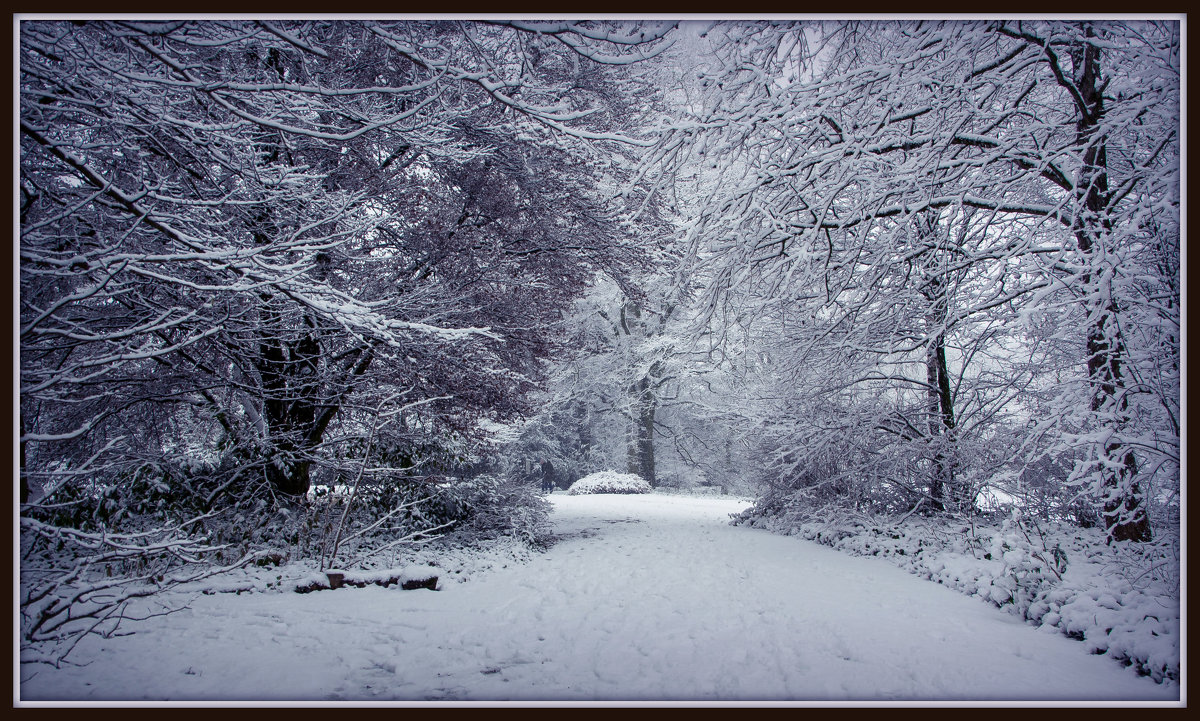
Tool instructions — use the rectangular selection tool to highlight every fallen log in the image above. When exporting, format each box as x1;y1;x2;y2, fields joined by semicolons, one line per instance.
294;566;440;593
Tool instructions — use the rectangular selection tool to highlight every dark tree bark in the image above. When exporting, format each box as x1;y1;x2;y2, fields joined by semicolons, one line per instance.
924;316;957;512
1068;24;1150;542
913;212;967;514
619;301;664;487
20;413;30;505
627;374;658;487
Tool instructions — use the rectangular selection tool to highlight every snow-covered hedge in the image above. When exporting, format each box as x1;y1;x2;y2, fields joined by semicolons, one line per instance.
733;504;1180;684
566;471;652;495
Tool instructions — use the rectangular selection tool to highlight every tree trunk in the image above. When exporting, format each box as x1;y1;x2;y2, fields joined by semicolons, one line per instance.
20;413;30;505
619;300;659;487
917;213;966;514
1071;26;1150;543
627;375;657;486
255;292;323;497
259;331;321;497
637;398;657;487
925;331;953;511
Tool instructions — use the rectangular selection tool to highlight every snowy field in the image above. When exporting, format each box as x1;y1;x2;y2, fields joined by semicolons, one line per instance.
19;492;1179;705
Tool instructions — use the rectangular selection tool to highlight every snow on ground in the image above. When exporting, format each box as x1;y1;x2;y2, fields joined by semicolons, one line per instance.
19;493;1180;704
735;509;1182;682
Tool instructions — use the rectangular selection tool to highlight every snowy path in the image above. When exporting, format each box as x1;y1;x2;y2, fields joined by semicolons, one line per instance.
21;493;1176;703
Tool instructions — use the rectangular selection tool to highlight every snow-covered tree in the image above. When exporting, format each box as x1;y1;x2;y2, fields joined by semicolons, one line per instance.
643;20;1179;539
20;18;671;500
20;18;676;662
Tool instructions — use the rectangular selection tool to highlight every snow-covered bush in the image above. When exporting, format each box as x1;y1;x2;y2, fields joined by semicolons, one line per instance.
20;469;552;667
298;472;554;571
566;471;652;495
435;474;553;549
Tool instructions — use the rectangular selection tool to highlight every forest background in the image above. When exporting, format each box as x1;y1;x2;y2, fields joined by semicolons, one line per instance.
17;18;1181;674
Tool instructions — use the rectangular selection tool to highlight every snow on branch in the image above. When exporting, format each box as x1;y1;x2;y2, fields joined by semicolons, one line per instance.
491;20;679;65
20;511;267;667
